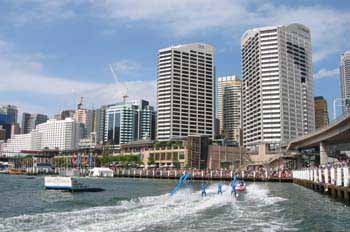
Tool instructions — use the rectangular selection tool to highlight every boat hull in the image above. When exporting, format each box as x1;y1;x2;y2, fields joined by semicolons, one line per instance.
44;176;104;192
235;185;246;192
8;169;21;175
45;176;73;190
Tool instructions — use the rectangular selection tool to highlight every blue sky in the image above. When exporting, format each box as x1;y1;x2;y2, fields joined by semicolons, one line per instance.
0;0;349;119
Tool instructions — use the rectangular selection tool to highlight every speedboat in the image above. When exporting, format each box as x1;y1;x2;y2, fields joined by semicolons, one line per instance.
235;181;246;192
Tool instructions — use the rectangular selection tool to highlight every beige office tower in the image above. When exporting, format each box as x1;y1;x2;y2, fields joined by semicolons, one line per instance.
241;23;315;148
314;96;329;129
217;76;241;143
340;51;350;114
156;43;215;141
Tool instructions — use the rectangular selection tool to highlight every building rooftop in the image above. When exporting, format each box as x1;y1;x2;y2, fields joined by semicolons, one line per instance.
159;42;215;53
314;96;326;101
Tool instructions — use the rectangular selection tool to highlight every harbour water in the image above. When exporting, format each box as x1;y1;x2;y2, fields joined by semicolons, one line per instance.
0;175;350;231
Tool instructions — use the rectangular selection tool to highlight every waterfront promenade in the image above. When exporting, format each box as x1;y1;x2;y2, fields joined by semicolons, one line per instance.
11;166;293;182
113;168;293;182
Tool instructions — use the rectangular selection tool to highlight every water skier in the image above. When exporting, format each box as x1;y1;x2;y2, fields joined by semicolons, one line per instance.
217;182;223;195
201;183;207;197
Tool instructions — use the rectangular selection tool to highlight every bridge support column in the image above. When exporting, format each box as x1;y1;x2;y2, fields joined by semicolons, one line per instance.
320;142;328;165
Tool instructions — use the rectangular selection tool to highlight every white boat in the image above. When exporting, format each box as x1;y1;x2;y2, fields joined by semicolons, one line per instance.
44;176;76;191
44;176;103;192
0;162;9;174
88;167;114;177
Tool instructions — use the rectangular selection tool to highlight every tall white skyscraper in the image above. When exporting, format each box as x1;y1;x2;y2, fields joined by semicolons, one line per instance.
340;51;350;114
241;23;315;148
156;43;215;140
217;76;241;143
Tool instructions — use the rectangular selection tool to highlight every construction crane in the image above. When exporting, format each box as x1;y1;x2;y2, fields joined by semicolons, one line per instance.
109;64;129;103
77;96;84;109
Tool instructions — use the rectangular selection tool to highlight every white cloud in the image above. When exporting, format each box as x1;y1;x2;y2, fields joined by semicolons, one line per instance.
0;39;156;113
0;72;156;108
111;60;141;74
9;0;79;24
0;39;9;52
5;1;350;62
314;68;339;80
313;48;339;63
93;0;249;36
93;1;350;62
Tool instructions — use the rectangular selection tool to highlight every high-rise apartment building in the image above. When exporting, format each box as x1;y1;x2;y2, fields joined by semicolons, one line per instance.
74;109;94;138
94;106;107;145
0;105;18;124
0;133;38;156
10;123;20;138
241;23;315;148
340;51;350;114
157;43;215;141
21;113;49;134
0;105;18;140
314;96;329;129
217;76;241;143
0;126;6;141
104;100;156;146
1;118;81;156
36;118;81;150
137;100;156;140
60;110;75;120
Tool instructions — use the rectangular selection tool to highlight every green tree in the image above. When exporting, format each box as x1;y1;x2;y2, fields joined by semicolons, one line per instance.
184;163;189;169
97;154;142;167
154;140;161;149
172;153;180;169
101;143;112;157
148;155;155;165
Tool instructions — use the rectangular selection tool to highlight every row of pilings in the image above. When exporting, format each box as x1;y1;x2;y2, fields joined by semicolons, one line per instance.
293;167;350;205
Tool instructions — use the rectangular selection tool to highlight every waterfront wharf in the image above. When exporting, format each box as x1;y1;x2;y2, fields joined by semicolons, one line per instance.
113;169;293;182
293;165;350;205
8;167;293;182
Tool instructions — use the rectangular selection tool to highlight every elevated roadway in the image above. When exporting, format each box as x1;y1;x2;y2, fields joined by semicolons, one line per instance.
286;115;350;164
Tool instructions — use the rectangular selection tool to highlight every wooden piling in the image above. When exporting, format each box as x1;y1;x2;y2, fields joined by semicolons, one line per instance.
293;179;350;205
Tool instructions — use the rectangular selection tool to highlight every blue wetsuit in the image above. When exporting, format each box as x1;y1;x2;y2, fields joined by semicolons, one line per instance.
187;180;192;191
231;180;236;195
218;183;223;194
201;183;207;197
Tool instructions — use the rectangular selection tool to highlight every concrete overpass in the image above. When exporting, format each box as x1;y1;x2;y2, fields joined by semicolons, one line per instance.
286;115;350;164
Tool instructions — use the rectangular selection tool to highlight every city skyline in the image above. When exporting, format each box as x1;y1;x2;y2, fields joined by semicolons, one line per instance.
1;2;350;231
0;1;349;118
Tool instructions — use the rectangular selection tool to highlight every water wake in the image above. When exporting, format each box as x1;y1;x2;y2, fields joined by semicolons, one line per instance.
0;183;295;232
